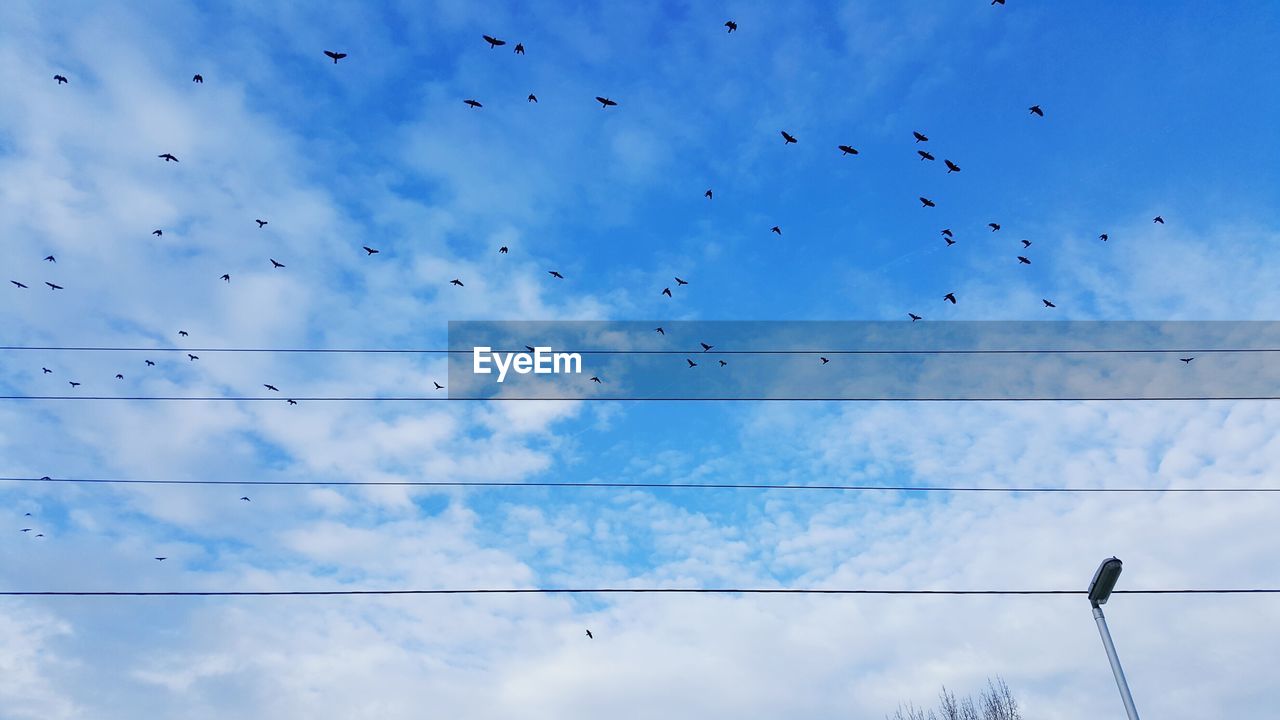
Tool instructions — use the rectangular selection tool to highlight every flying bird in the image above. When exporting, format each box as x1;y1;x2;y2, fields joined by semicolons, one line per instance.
464;99;483;109
264;384;279;392
10;281;27;288
655;327;664;335
941;229;953;238
514;43;525;55
270;258;285;268
771;226;782;235
42;367;52;373
944;159;961;173
913;131;928;143
21;529;32;533
725;20;737;32
1099;234;1109;241
686;358;697;368
153;229;163;236
158;153;178;162
499;246;508;254
595;96;617;108
178;330;188;336
781;130;797;144
1042;299;1056;308
363;246;379;255
1017;256;1031;264
945;237;955;246
989;223;1001;231
287;399;298;404
145;360;155;366
705;189;713;199
718;360;727;366
675;277;688;286
917;150;934;161
919;197;935;208
68;381;80;387
44;255;55;262
943;293;957;304
192;74;203;83
1029;105;1044;117
549;270;564;279
662;287;672;297
45;282;63;290
188;354;199;361
434;382;444;390
54;74;68;84
155;557;166;561
240;497;250;501
1153;216;1164;224
324;50;347;64
528;94;537;103
483;35;506;48
450;278;464;286
1021;239;1032;248
590;376;601;383
838;145;858;155
1180;357;1194;363
586;629;594;639
992;0;1006;4
115;374;124;380
700;342;713;352
221;274;230;282
909;313;922;321
255;219;268;227
820;357;830;364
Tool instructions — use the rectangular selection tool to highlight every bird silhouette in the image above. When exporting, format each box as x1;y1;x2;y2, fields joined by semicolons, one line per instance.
483;35;506;48
287;398;298;404
45;282;63;290
21;529;32;532
705;189;713;199
838;145;858;155
989;223;1001;231
464;99;483;109
944;159;961;173
434;382;444;390
188;354;199;361
1099;234;1109;241
655;327;665;335
240;496;250;501
725;20;737;32
264;384;279;392
919;197;935;208
675;277;688;285
270;259;285;268
363;246;379;255
256;219;268;227
1017;256;1031;264
820;357;830;364
913;131;928;143
154;557;166;561
145;360;155;366
549;270;564;279
324;50;347;64
35;533;43;538
781;130;797;144
662;287;672;297
10;281;27;288
945;237;955;246
158;153;178;162
700;342;713;352
514;43;525;54
918;150;934;161
992;0;1006;5
54;74;68;84
221;274;230;282
178;330;188;336
499;246;509;254
192;74;203;83
771;226;782;235
68;381;80;387
528;94;537;103
1153;216;1164;224
595;96;617;108
941;229;953;238
909;313;922;321
590;376;601;383
686;358;697;368
450;279;464;286
1180;357;1194;363
42;367;52;373
1029;105;1044;117
586;629;594;639
44;255;56;263
943;293;957;304
1021;239;1032;248
1042;299;1056;308
718;360;727;366
153;229;163;236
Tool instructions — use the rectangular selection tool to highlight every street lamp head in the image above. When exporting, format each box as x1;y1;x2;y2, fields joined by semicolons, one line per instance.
1088;557;1124;607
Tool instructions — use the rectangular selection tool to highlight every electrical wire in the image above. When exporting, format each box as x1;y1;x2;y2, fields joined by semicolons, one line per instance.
1;588;1275;597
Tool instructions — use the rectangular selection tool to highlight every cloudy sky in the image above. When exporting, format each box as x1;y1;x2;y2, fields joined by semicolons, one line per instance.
2;1;1279;718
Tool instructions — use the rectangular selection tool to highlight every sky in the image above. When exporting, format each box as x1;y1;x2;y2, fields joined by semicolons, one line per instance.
1;0;1279;718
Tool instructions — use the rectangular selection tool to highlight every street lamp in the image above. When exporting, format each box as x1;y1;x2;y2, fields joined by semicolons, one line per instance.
1088;557;1141;719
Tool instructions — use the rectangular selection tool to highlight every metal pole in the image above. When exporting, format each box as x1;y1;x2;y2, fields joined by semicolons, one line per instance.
1092;604;1141;719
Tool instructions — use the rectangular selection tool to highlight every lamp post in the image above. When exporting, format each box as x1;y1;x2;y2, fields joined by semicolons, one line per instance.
1087;557;1141;720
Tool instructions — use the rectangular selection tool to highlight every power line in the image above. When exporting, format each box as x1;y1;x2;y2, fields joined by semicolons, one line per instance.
0;588;1275;598
3;476;1277;493
3;345;1279;356
3;396;1279;402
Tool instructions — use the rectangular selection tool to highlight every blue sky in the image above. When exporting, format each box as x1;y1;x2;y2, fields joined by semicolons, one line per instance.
2;1;1280;718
